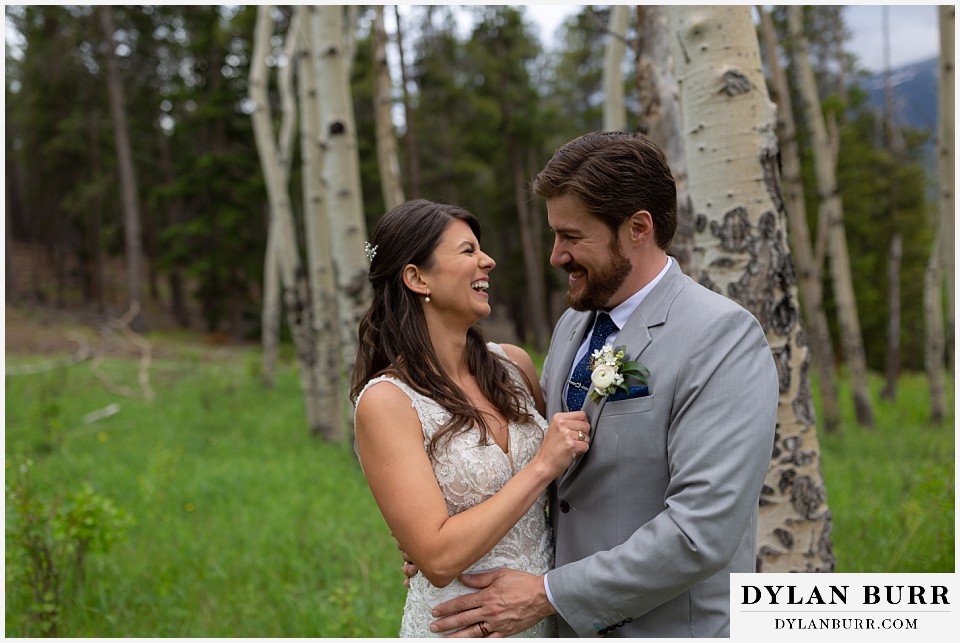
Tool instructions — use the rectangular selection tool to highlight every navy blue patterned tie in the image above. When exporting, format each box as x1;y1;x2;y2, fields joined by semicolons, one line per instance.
566;312;619;412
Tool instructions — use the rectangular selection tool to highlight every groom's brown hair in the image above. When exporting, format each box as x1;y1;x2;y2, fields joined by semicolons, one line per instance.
533;130;678;250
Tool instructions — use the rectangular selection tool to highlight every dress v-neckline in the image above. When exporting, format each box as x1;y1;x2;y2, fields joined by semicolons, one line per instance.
483;422;511;455
497;424;516;475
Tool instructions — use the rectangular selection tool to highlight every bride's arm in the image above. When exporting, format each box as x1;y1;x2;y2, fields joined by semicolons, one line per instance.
355;380;586;588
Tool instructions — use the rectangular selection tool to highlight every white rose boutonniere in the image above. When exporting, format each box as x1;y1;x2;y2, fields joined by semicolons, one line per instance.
588;345;650;404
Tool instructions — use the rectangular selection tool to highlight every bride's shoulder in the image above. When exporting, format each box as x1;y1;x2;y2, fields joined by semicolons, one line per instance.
492;342;531;367
355;374;415;409
488;343;543;409
491;343;537;379
354;377;426;434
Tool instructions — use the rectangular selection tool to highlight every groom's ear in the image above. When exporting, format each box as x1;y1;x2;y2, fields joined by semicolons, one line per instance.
402;264;430;297
627;210;654;244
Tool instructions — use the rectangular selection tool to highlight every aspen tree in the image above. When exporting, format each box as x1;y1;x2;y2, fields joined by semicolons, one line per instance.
788;5;875;428
297;9;345;439
635;5;694;276
925;5;954;423
250;6;336;438
669;5;835;572
602;5;629;131
308;5;371;376
757;6;840;431
373;6;405;211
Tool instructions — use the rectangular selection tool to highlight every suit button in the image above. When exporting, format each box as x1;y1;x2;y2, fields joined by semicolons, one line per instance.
559;500;570;513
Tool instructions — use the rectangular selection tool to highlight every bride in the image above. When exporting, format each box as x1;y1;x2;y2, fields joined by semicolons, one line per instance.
351;200;590;638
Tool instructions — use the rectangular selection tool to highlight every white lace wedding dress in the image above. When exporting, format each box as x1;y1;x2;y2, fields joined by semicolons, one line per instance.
355;344;557;638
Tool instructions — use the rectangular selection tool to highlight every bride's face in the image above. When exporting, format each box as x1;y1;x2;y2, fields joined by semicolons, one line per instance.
419;220;496;325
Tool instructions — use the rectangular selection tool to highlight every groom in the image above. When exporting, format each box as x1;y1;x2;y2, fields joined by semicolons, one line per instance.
429;131;779;637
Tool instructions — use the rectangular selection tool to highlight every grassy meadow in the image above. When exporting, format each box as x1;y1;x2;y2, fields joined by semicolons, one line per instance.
817;371;954;572
4;336;955;637
5;345;406;637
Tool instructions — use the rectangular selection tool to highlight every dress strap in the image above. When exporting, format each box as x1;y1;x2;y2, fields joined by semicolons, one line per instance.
355;375;415;405
354;375;449;447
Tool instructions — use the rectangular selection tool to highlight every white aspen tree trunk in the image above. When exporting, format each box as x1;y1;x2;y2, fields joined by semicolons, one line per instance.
635;6;695;279
757;6;840;432
788;5;875;429
297;9;345;441
344;5;358;69
262;216;281;388
310;5;372;377
668;5;835;573
603;5;629;131
924;5;954;423
938;5;955;374
394;5;421;198
250;6;332;437
924;233;946;423
373;5;405;210
880;11;902;401
261;13;300;388
100;6;144;332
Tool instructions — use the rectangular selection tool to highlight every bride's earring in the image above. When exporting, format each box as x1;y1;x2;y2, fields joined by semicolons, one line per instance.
424;293;431;303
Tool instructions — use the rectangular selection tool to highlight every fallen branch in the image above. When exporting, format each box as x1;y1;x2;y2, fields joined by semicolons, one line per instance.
82;403;121;424
5;331;91;375
90;301;155;401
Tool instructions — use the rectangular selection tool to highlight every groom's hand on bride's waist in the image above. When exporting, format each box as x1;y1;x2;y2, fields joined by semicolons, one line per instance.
429;568;555;638
397;540;418;588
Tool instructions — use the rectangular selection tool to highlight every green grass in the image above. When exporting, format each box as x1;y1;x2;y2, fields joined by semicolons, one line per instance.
817;371;954;572
5;352;405;637
4;347;954;636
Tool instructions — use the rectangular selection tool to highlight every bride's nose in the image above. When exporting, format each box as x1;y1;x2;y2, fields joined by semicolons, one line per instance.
480;251;495;271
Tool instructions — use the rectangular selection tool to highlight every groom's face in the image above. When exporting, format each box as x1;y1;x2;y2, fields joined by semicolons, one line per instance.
547;194;632;312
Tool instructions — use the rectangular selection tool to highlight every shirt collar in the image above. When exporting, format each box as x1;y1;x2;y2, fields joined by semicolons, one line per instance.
606;256;672;330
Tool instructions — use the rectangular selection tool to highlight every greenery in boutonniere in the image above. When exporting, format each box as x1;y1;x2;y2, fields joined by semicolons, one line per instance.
588;344;650;404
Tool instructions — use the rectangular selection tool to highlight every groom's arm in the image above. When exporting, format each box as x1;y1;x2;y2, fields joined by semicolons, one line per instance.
429;568;555;638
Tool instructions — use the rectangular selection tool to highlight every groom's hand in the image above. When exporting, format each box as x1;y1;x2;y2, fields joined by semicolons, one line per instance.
429;568;556;638
396;540;418;588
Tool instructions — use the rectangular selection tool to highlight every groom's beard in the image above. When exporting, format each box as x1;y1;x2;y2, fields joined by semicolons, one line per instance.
564;238;632;312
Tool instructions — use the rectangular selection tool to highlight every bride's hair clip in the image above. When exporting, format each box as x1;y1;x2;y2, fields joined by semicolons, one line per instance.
364;241;378;264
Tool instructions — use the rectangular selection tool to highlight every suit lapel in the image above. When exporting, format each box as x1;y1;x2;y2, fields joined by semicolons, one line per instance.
616;261;685;360
549;311;595;413
558;261;687;488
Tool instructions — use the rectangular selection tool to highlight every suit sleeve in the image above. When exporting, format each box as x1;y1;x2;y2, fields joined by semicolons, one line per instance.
545;306;778;635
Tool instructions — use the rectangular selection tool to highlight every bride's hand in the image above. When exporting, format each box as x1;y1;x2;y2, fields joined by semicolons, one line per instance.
534;410;591;479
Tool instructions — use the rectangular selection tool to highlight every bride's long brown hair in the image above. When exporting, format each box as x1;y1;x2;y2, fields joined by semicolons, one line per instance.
350;199;534;458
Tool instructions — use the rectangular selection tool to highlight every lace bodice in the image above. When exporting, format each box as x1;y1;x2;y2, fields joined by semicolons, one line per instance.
355;343;557;638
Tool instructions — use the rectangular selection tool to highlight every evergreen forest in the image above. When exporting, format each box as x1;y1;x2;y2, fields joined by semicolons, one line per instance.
5;5;945;374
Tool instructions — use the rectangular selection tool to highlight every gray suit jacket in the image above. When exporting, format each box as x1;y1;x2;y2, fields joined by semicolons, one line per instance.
541;261;778;637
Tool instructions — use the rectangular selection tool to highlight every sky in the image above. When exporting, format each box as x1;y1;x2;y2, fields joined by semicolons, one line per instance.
523;4;942;73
